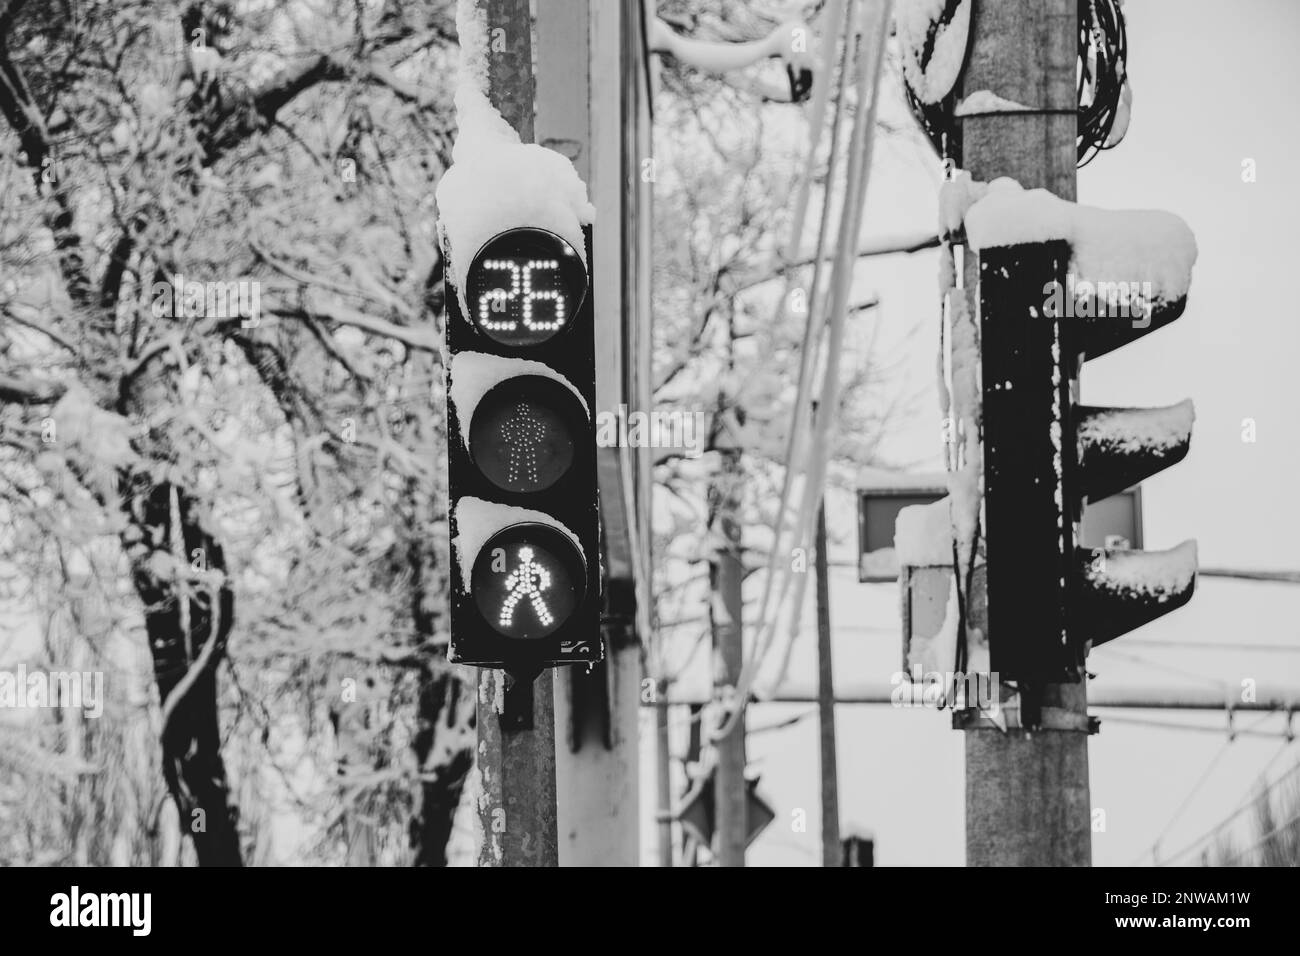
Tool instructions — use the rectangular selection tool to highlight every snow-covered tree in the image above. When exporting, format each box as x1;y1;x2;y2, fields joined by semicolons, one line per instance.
0;0;471;866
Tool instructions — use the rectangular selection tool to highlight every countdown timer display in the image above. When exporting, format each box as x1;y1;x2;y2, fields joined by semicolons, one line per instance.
471;523;587;640
469;376;581;494
465;228;588;347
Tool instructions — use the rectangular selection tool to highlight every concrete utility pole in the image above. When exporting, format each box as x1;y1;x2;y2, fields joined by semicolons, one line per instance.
957;0;1090;867
474;0;559;869
815;501;841;866
537;0;644;869
712;448;747;867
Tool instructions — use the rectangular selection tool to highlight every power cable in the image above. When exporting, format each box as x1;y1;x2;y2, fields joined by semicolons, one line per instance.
749;0;856;655
762;0;898;692
1140;735;1237;866
749;708;817;735
1219;803;1300;866
713;0;895;742
1121;638;1300;654
1154;739;1300;866
1100;713;1289;740
1091;646;1229;692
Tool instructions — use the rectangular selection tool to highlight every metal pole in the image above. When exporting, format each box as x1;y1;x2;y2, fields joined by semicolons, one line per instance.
815;502;841;866
656;681;674;867
959;0;1089;868
681;704;704;866
713;448;747;867
473;0;559;868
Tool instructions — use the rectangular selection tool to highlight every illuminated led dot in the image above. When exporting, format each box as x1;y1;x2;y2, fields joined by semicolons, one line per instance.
496;545;556;629
466;231;585;346
471;523;586;640
469;377;578;494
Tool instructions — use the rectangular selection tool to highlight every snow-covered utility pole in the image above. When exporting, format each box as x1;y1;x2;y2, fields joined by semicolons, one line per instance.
955;0;1092;869
924;0;1198;866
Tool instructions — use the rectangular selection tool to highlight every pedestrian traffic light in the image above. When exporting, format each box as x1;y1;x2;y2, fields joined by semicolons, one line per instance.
979;231;1197;685
442;225;601;669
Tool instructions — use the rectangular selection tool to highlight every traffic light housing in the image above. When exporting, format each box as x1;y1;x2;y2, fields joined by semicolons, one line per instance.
443;225;602;670
979;237;1197;684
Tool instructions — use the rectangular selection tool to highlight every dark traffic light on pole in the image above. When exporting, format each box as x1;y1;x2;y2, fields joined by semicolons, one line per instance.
444;225;602;672
979;240;1196;686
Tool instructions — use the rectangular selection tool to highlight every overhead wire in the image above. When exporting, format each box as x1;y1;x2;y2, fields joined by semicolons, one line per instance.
1099;714;1291;740
760;0;896;697
655;0;852;697
745;0;858;700
722;3;878;722
749;708;818;735
686;0;854;716
1152;738;1300;867
1219;803;1300;866
712;0;895;743
1123;710;1289;865
747;0;856;659
1090;646;1230;692
1141;734;1239;866
1121;638;1300;654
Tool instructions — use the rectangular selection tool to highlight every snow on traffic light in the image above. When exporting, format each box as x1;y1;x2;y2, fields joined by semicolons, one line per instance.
436;93;601;670
964;178;1199;684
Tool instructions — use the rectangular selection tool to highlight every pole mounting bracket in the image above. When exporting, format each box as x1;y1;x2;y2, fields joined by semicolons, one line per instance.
501;667;540;732
953;704;1099;734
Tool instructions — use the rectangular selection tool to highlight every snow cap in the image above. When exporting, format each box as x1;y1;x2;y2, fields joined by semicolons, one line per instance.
897;0;972;105
963;178;1198;306
451;496;583;595
1078;401;1195;456
448;351;590;451
895;496;956;567
436;0;595;319
1086;540;1198;599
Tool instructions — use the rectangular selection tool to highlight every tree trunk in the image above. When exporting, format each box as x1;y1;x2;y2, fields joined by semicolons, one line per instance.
410;670;474;866
124;478;243;867
406;525;475;867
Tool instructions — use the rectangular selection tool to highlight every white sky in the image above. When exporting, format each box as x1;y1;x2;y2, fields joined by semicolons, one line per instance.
643;0;1300;867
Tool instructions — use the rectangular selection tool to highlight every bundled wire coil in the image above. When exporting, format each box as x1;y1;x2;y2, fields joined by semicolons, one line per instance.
901;0;1129;168
899;0;972;167
1078;0;1129;166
